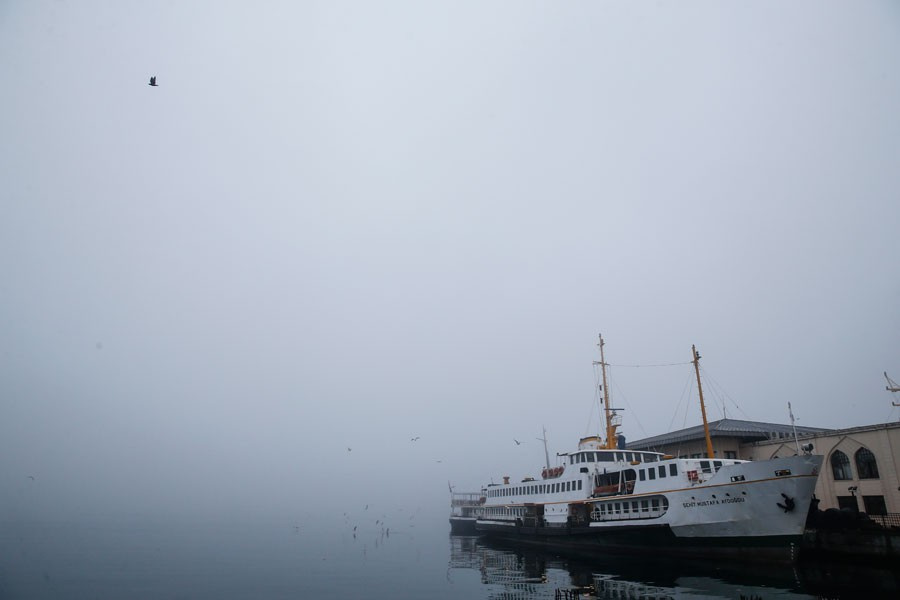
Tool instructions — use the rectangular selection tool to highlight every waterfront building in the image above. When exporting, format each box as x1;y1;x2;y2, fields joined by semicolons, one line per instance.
628;419;900;514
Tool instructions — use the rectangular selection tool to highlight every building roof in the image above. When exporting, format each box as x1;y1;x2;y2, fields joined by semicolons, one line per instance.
745;420;900;447
626;418;833;451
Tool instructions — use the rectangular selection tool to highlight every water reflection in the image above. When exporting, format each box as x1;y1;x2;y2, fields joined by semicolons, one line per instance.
448;535;898;599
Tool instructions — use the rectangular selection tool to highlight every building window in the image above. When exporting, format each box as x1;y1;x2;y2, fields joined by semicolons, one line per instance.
836;495;858;511
863;496;887;516
855;448;879;479
724;451;737;459
830;450;853;480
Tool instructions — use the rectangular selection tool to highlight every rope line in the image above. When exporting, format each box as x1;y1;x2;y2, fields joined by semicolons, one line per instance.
610;372;648;439
606;361;693;368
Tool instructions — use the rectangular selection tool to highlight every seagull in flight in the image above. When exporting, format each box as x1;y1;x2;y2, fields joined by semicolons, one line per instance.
148;76;158;87
514;439;522;445
410;436;420;442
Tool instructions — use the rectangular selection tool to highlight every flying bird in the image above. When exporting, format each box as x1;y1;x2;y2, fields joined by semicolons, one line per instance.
347;447;352;452
148;76;158;87
410;436;420;441
514;439;521;445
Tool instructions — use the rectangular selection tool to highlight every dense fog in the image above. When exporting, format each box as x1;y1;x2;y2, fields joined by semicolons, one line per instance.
2;1;898;522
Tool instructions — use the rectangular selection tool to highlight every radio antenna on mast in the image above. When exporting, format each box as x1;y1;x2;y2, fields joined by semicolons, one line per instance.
886;372;900;406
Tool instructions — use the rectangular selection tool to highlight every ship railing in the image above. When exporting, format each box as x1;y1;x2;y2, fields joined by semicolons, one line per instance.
451;492;483;500
451;492;485;506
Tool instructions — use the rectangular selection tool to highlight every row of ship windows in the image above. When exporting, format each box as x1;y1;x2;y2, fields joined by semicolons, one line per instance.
638;464;679;481
591;497;669;517
487;480;584;498
484;507;526;518
570;452;658;464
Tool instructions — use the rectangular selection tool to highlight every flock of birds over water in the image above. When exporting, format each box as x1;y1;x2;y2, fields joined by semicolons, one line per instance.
287;502;426;560
329;433;531;558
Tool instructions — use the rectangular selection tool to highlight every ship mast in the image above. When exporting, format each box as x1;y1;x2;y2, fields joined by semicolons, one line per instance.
788;402;801;454
692;344;715;459
537;426;551;471
597;334;619;449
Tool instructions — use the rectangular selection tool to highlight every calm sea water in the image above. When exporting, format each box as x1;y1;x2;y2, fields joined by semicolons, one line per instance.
1;515;896;599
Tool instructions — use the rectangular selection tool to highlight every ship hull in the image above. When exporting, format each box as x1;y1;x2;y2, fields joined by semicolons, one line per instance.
474;521;802;562
449;517;480;535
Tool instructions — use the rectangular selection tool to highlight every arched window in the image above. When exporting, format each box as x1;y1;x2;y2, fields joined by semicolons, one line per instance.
855;448;879;479
830;450;852;480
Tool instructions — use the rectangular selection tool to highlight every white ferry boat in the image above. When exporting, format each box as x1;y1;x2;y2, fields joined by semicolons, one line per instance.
449;490;485;534
472;336;823;562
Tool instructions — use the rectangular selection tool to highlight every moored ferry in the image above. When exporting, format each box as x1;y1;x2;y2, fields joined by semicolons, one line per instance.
471;336;824;562
450;491;485;534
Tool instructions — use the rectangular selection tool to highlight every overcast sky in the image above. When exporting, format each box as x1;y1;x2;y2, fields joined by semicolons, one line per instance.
2;1;898;520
